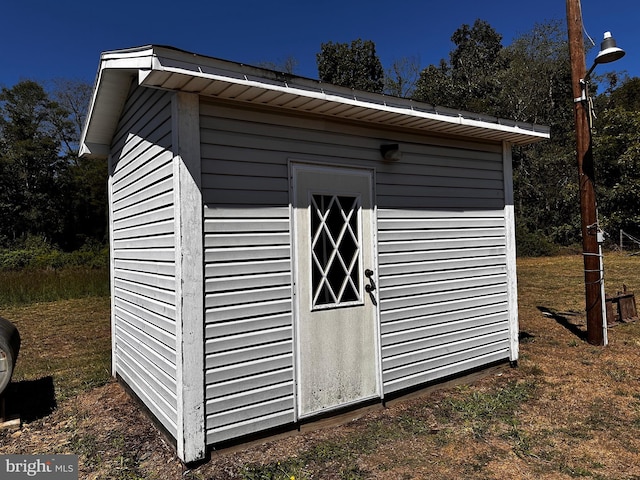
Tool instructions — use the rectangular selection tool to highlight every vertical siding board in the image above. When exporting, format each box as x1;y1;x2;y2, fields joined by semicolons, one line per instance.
108;155;117;376
110;86;179;440
172;92;206;462
503;143;519;363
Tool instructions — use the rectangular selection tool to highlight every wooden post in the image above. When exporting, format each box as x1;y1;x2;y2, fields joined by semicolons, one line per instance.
566;0;606;345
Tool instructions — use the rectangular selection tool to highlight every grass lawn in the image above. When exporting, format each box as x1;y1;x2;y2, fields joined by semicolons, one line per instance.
1;255;640;479
0;297;112;403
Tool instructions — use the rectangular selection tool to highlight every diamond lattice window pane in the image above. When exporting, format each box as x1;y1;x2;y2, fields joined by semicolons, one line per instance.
311;194;361;308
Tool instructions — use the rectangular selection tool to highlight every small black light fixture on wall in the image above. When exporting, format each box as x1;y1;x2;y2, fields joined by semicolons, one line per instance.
380;143;402;162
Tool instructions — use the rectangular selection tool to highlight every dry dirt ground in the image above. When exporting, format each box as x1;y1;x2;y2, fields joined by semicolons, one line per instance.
3;255;640;479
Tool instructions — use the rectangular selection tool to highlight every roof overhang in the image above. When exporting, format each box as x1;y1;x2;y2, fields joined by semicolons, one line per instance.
80;45;550;159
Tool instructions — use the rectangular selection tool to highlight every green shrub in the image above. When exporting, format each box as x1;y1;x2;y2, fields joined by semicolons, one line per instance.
516;225;559;257
0;239;110;305
0;239;108;271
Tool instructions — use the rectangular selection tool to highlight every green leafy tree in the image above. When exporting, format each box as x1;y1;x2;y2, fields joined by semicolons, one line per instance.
495;21;573;130
593;94;640;238
51;79;108;248
449;19;505;112
317;39;384;93
499;21;581;248
0;81;71;245
414;20;581;249
63;156;108;248
414;19;504;113
412;60;452;106
606;76;640;112
0;79;106;250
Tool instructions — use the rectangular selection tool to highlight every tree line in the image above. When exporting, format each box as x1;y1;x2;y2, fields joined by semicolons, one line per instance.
315;20;640;255
0;79;107;252
1;19;638;255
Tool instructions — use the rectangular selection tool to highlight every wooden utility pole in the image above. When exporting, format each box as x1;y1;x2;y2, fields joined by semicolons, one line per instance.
566;0;606;345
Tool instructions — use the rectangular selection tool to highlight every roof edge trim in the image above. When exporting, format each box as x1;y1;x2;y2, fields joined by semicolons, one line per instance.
80;45;550;158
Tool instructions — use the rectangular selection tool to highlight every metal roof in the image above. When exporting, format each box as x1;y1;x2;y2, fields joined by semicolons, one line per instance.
79;45;550;159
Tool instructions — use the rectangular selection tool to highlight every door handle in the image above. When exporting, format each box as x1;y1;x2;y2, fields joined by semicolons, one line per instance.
364;268;377;306
364;269;376;292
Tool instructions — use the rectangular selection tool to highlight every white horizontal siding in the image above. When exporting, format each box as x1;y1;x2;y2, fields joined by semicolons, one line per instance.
381;303;508;336
114;308;176;368
206;405;295;445
378;208;512;394
110;86;178;436
382;312;508;349
116;326;178;404
112;177;173;216
114;277;175;306
113;296;176;345
206;369;293;403
203;175;295;444
383;347;510;393
206;354;294;385
111;138;173;195
114;258;176;276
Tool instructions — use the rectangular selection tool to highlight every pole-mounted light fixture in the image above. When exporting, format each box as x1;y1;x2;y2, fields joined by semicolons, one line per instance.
589;32;626;75
578;32;626;103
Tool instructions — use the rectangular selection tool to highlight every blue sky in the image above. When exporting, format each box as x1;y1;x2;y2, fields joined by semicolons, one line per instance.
1;0;637;89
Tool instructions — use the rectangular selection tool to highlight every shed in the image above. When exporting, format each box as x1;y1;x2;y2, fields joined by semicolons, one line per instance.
80;45;549;463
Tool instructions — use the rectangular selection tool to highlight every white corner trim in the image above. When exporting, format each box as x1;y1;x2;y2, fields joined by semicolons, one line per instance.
108;155;117;377
502;142;519;362
172;92;206;462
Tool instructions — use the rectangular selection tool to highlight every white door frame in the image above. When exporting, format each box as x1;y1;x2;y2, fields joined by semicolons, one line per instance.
290;160;381;420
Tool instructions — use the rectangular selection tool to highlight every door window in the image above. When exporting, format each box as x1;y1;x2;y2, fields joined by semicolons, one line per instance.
310;194;361;308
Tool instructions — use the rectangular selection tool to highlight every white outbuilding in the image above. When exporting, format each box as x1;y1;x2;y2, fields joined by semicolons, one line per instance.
80;45;549;463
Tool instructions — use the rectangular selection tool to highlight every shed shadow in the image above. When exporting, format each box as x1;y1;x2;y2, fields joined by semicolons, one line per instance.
537;306;587;341
3;377;56;423
518;331;536;343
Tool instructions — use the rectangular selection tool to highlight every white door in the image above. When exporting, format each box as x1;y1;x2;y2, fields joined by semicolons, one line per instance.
292;163;380;418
